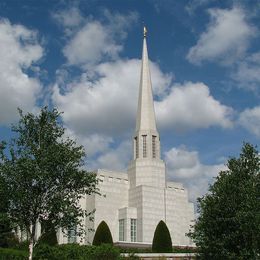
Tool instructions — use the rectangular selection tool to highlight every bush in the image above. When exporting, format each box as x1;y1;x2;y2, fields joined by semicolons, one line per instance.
91;244;120;259
37;220;58;246
14;241;29;251
33;243;120;260
0;214;19;248
152;220;172;253
0;248;28;259
33;244;61;260
92;221;113;246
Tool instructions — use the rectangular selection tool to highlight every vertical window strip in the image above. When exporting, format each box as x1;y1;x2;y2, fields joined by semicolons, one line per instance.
130;219;137;242
135;137;139;159
119;219;125;241
152;135;156;158
142;135;147;158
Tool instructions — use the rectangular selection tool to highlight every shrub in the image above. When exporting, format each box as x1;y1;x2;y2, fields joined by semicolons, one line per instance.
14;241;29;251
90;244;120;259
33;243;120;260
152;220;172;253
0;248;28;259
33;244;57;260
92;221;113;246
37;220;58;246
0;214;19;248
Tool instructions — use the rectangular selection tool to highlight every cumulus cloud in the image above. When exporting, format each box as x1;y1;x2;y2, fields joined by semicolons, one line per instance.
91;140;132;171
52;6;84;30
187;7;256;65
52;59;172;137
61;10;138;68
156;81;233;131
63;21;122;67
239;106;260;137
165;146;226;202
232;52;260;92
0;19;43;125
65;128;113;157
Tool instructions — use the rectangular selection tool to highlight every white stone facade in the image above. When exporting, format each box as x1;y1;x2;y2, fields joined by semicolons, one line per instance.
58;32;195;246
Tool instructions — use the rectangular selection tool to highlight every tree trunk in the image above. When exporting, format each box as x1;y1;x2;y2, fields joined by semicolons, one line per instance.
28;237;34;260
28;224;36;260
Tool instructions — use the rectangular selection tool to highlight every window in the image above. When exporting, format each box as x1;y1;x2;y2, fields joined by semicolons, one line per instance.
152;135;156;158
119;219;125;241
68;225;77;243
131;219;137;242
142;135;147;158
135;137;139;159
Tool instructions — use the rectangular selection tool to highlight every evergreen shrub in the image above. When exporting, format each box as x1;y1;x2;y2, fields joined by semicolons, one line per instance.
0;248;28;259
33;243;120;260
152;220;172;253
92;221;113;246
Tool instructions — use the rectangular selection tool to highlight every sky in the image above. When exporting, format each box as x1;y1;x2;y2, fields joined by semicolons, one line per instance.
0;0;259;205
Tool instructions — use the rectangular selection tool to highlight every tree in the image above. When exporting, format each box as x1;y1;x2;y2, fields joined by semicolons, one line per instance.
92;221;113;246
189;143;260;259
0;107;98;260
152;220;172;253
37;219;58;246
0;172;18;248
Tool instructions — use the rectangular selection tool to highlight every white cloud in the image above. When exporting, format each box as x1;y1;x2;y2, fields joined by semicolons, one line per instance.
52;6;84;29
52;59;171;137
53;58;232;138
239;106;260;137
165;146;226;202
62;11;138;68
187;7;256;64
63;21;122;67
0;19;43;125
156;81;233;131
64;128;113;157
91;140;132;171
232;52;260;92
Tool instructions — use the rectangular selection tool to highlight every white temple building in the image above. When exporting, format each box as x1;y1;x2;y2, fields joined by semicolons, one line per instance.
58;28;195;246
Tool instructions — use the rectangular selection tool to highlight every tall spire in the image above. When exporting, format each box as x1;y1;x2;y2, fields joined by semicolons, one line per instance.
135;27;157;132
127;27;165;189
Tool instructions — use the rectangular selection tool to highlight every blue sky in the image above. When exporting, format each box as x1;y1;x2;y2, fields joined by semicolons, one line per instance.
0;0;259;203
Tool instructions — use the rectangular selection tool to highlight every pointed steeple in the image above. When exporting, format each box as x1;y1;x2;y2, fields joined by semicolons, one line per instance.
135;27;157;132
127;27;165;188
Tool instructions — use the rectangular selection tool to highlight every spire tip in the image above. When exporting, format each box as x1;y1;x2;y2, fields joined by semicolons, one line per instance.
143;26;147;37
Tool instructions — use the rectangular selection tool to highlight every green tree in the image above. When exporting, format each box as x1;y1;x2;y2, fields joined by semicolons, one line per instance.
0;173;18;248
152;220;172;253
37;219;58;246
0;107;98;260
92;221;113;246
189;143;260;259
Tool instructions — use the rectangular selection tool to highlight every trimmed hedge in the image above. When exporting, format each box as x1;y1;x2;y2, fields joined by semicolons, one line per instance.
33;243;120;260
92;221;113;246
152;220;172;253
0;248;28;260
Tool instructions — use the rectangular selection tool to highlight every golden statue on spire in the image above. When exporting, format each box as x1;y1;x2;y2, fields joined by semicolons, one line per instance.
144;26;147;37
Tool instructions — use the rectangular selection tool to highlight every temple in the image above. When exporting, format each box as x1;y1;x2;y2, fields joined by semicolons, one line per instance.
58;28;195;246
